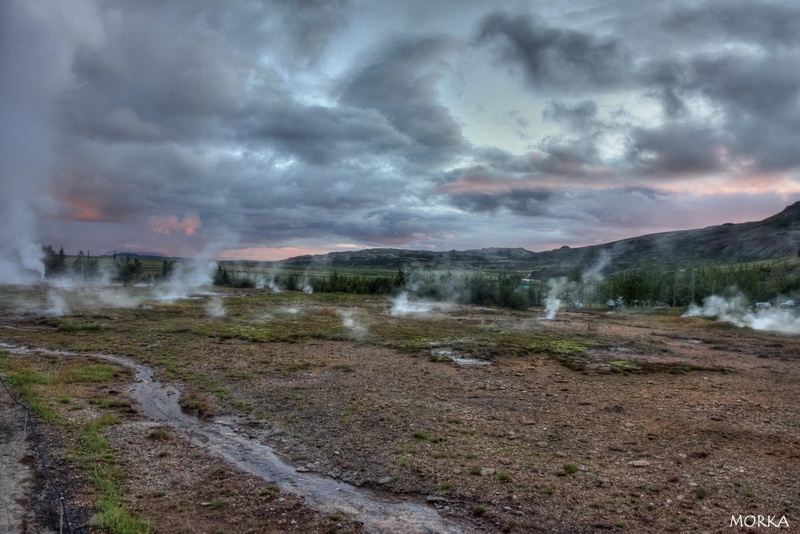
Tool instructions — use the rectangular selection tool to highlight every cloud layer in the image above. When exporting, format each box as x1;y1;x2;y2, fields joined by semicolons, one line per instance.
3;0;800;265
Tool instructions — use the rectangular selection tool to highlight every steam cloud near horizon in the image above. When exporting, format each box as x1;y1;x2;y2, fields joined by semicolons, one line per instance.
684;294;800;335
543;251;612;320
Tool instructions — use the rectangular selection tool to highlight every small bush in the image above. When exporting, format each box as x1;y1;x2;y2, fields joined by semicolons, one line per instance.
259;483;280;498
496;471;512;482
438;481;454;492
413;432;442;443
563;463;579;475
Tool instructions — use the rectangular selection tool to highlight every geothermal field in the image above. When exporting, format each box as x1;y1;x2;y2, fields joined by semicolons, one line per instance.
1;281;799;533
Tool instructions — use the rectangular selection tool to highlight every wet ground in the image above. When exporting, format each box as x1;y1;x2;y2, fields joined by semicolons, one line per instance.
1;291;799;532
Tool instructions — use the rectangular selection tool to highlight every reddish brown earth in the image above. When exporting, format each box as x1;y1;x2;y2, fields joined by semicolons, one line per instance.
2;305;800;533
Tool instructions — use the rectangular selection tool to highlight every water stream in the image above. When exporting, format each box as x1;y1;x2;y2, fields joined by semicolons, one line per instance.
0;343;471;533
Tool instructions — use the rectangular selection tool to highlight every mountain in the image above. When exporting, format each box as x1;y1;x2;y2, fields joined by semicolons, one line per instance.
271;201;800;276
98;251;172;261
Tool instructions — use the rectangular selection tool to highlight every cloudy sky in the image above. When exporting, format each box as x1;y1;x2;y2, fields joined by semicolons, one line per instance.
3;0;800;265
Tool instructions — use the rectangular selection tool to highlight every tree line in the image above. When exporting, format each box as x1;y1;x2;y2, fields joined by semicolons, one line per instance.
587;259;800;307
42;246;175;284
213;266;530;309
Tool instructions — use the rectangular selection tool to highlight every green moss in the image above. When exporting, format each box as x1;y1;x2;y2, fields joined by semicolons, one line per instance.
610;360;642;373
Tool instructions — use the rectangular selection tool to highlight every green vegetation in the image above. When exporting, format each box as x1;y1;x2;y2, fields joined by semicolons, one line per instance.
413;431;442;443
596;257;800;306
438;480;454;492
0;353;151;532
259;483;280;498
563;463;579;475
208;498;230;509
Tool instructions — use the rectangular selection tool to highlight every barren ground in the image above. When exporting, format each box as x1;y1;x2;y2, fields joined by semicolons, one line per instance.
1;288;799;533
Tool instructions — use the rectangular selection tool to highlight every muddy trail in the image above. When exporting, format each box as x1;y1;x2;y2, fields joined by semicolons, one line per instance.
0;342;471;534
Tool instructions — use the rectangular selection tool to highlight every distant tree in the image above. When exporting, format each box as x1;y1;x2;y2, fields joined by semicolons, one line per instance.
113;254;143;284
213;264;254;287
42;245;67;277
71;250;99;280
213;264;231;286
160;259;175;280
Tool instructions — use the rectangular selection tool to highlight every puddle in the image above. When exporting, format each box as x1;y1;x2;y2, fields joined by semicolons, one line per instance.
430;347;491;366
0;343;469;533
451;358;491;366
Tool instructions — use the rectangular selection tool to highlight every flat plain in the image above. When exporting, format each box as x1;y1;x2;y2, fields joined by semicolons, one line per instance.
1;286;798;533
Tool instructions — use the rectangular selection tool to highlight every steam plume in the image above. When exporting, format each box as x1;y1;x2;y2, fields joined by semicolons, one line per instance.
0;2;72;283
684;294;800;335
390;292;433;316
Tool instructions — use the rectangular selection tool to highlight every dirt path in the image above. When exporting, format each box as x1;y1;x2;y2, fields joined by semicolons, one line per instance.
0;384;57;534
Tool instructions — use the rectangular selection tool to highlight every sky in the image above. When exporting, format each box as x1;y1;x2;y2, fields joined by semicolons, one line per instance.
3;0;800;273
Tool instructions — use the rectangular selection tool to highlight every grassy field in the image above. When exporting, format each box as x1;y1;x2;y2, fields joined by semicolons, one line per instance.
2;284;799;532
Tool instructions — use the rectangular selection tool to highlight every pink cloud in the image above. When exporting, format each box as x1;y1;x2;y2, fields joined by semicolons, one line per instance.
149;213;201;236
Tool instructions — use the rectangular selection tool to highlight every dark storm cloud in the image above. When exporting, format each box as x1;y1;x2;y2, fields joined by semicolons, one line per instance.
639;60;688;119
472;3;800;179
8;0;800;261
626;124;724;176
476;11;632;91
658;51;800;172
338;35;468;167
663;0;800;46
238;104;411;166
447;188;552;215
685;53;800;118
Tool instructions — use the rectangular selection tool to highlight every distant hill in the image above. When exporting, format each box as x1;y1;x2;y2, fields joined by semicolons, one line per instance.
271;201;800;277
98;251;171;262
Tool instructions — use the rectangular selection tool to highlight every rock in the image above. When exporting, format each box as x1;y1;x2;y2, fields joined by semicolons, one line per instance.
629;460;651;467
377;476;392;485
479;468;496;476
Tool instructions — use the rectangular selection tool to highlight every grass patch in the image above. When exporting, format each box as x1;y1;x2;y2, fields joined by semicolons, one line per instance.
496;471;512;482
209;499;229;509
563;463;579;475
393;457;412;468
179;391;216;419
610;360;642;373
259;483;280;498
89;397;133;410
413;432;442;443
76;415;152;533
0;351;150;533
146;427;171;441
438;480;454;492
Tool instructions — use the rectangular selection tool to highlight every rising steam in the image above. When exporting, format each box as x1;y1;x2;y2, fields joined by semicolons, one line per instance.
684;294;800;335
390;292;433;316
544;277;568;320
0;2;73;283
205;296;226;318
